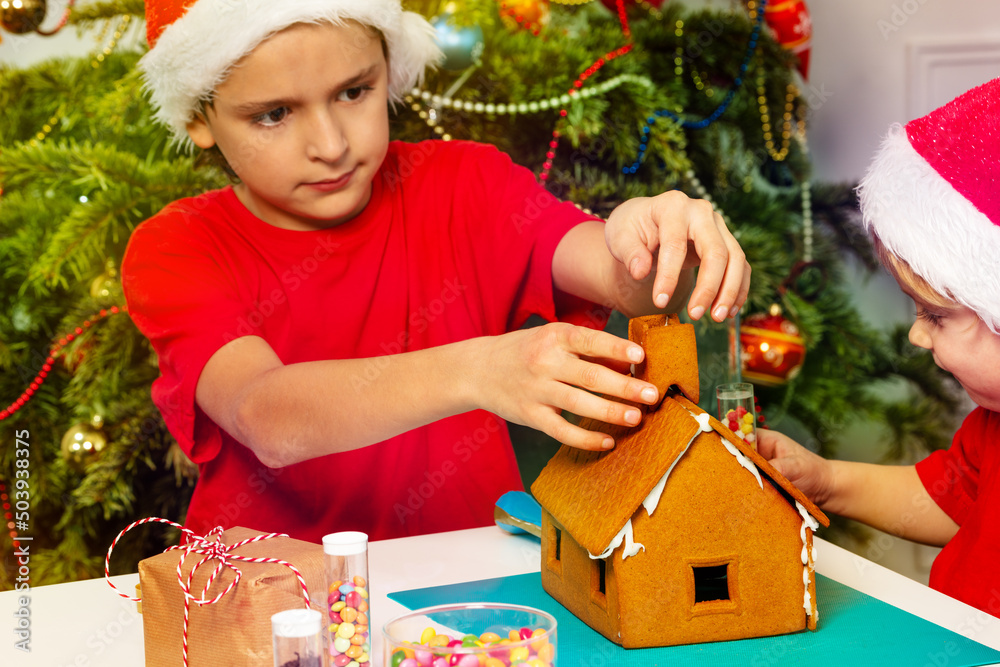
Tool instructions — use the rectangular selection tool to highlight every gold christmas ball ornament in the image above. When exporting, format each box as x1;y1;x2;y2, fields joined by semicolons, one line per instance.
0;0;47;35
61;417;108;471
90;259;120;301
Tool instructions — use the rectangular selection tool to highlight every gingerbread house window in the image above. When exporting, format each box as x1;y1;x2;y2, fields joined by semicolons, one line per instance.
545;523;563;576
591;558;608;610
688;556;740;617
693;564;729;603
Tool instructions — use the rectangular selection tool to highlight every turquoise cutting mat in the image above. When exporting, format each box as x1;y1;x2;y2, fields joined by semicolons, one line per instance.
389;573;1000;666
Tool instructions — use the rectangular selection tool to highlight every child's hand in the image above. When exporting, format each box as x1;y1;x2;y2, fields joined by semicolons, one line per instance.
470;323;660;451
604;191;750;321
756;429;834;506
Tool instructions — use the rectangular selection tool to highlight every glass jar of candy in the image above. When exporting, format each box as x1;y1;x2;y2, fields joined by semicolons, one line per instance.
383;602;557;667
323;531;371;667
271;608;324;667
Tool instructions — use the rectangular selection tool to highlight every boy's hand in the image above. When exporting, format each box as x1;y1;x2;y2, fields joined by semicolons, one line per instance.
469;323;659;451
757;429;834;506
605;191;750;321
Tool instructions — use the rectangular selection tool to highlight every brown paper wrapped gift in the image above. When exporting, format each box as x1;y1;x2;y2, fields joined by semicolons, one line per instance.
138;526;327;667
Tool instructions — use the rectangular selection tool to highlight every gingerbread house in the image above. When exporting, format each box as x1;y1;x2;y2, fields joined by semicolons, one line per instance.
530;314;829;648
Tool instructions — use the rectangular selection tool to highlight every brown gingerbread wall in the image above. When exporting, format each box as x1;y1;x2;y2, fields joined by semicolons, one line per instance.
540;509;623;644
613;430;809;647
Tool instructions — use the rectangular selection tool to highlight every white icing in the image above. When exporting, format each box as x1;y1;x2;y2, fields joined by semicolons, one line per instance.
796;501;821;531
695;412;713;433
795;501;819;618
621;521;644;559
641;471;668;517
691;406;763;490
588;519;644;560
589;408;706;560
721;440;764;490
590;522;627;560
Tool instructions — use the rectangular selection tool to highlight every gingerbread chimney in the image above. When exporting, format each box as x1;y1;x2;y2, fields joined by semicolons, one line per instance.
628;314;700;403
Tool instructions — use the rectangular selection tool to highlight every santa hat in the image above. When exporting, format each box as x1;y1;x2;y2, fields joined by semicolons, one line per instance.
857;76;1000;332
138;0;443;146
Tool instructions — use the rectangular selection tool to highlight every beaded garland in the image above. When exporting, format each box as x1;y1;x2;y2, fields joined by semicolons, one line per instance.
26;14;132;148
540;43;634;182
405;73;654;142
796;132;814;262
0;306;126;421
612;0;631;38
624;0;767;176
757;71;797;162
1;480;24;550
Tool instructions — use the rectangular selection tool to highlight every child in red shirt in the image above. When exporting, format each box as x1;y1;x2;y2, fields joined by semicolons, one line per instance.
759;77;1000;618
124;0;751;542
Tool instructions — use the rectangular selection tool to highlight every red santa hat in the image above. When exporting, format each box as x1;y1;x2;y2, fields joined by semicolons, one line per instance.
857;76;1000;332
138;0;442;145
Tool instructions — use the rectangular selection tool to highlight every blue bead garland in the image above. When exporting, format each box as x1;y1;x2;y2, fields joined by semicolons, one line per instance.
623;0;768;174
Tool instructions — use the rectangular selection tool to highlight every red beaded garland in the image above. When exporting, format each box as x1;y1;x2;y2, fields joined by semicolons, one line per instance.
0;306;127;420
539;44;634;182
614;0;631;38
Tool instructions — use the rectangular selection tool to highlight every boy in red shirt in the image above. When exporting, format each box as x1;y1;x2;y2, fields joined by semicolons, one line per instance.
124;0;751;542
759;77;1000;617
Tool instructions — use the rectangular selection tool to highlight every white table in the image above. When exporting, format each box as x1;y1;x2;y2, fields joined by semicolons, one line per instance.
2;528;999;666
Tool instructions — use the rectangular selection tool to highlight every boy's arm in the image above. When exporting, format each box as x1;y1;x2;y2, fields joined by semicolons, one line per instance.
552;191;750;320
824;460;959;547
196;324;662;467
758;430;959;547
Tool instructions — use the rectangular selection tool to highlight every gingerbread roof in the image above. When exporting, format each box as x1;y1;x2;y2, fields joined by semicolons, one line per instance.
531;315;828;559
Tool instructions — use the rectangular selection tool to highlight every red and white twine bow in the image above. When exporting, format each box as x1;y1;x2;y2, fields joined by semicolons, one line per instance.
105;517;312;667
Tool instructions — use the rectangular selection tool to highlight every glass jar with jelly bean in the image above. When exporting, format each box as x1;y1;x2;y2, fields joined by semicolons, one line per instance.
271;608;324;667
323;531;371;667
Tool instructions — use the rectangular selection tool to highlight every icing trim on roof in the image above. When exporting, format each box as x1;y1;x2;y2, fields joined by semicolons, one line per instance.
796;500;820;619
588;411;712;561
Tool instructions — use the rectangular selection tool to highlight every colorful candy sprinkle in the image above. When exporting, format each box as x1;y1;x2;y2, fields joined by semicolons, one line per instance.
725;408;755;442
389;627;555;667
328;579;370;667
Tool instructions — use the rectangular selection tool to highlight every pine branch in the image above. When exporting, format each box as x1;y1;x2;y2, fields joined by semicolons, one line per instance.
68;0;145;26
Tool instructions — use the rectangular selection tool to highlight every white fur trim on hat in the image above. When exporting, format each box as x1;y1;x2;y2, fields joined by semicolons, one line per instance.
138;0;442;147
858;124;1000;332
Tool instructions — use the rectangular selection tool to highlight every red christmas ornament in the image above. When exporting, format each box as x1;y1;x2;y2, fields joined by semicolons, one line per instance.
498;0;550;34
763;0;812;79
736;304;806;386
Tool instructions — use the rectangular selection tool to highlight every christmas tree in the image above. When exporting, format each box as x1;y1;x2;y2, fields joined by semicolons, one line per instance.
0;0;961;586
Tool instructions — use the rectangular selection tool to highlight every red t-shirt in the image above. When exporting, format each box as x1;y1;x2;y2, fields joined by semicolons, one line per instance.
915;406;1000;617
122;140;605;543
